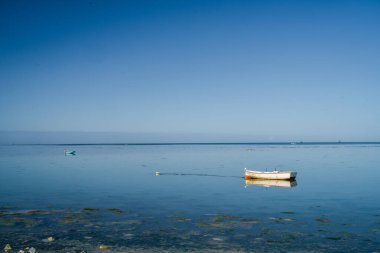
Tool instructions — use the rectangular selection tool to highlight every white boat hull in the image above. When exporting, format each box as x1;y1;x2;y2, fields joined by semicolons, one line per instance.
245;169;297;180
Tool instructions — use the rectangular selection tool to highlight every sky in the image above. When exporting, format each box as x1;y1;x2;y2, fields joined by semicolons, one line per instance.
0;0;379;142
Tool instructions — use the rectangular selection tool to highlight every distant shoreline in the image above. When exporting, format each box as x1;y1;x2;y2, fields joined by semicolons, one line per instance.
2;142;380;146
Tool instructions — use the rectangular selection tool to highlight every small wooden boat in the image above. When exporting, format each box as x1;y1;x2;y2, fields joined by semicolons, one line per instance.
245;179;297;188
64;150;76;156
244;168;297;180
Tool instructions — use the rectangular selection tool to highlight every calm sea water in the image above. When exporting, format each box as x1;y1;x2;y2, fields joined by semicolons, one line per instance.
0;144;379;252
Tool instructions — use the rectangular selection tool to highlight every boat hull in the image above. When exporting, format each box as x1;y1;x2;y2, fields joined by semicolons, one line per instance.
244;169;297;180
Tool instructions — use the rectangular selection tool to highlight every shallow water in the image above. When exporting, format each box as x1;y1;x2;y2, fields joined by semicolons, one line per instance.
0;144;380;252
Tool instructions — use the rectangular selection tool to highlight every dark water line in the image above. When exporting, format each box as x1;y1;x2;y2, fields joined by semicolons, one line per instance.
2;142;380;146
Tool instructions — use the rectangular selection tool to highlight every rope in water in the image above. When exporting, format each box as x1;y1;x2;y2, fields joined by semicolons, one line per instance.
155;172;243;179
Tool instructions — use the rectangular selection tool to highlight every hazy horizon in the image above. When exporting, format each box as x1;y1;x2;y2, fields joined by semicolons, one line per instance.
0;130;379;145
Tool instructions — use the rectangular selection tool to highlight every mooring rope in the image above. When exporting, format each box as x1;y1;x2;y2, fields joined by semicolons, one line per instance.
155;172;243;179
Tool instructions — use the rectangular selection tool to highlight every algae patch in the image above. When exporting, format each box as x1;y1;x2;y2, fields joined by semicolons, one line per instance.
315;216;330;224
106;208;123;214
81;208;101;213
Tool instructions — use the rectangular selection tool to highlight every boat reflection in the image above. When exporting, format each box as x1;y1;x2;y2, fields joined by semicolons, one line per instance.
245;179;297;188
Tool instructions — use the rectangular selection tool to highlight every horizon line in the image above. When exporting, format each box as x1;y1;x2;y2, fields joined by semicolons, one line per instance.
2;141;380;146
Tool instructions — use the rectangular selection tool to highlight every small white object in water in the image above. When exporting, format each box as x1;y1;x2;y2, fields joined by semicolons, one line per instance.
42;236;54;242
64;149;76;156
28;247;36;253
155;172;161;176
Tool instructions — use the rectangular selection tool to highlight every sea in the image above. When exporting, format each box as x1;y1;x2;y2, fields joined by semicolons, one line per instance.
0;143;379;252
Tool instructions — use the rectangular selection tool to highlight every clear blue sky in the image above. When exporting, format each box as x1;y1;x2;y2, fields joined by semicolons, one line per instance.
0;0;379;141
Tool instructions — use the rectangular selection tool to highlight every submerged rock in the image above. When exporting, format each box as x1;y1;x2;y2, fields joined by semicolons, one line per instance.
269;217;295;223
25;210;48;215
175;217;191;222
108;219;141;225
315;216;330;224
4;244;12;251
60;212;89;224
123;233;134;239
81;208;100;213
42;236;54;242
99;245;110;250
28;247;36;253
106;208;123;214
198;214;259;229
326;236;341;240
